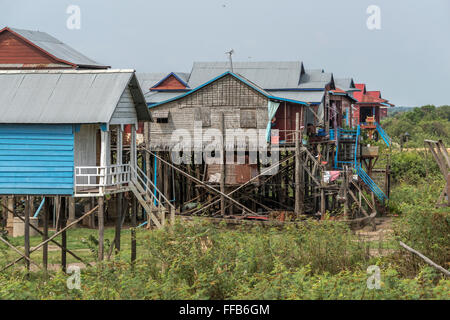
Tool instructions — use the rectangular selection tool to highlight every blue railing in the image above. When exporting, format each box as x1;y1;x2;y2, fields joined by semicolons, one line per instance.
375;122;391;147
356;163;388;203
333;127;358;169
354;125;360;165
331;125;388;203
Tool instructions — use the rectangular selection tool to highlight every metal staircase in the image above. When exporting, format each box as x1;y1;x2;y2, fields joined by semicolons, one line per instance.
333;128;358;169
355;163;388;204
332;125;388;204
375;122;391;147
354;125;388;204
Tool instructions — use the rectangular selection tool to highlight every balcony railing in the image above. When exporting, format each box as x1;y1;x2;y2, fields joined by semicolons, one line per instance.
74;164;132;197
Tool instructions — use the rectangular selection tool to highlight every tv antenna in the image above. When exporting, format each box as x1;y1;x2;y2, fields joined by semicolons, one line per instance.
225;49;234;73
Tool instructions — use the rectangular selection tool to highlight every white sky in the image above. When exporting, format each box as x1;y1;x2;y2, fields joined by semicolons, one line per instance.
1;0;450;106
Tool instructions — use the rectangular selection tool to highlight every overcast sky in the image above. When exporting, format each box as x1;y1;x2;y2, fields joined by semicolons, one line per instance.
2;0;450;106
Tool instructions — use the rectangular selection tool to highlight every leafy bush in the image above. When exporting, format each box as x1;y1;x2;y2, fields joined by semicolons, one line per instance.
0;218;448;300
391;204;449;276
390;151;440;184
382;105;450;148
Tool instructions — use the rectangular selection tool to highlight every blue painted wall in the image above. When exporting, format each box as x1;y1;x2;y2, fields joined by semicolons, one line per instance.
0;124;74;195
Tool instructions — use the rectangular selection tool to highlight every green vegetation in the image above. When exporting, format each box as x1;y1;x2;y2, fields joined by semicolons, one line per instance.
382;105;450;147
0;168;448;300
0;103;449;299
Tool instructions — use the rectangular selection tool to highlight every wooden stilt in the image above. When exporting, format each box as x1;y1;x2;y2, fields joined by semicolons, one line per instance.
220;112;226;216
115;194;122;253
60;197;67;272
24;195;30;272
90;198;96;228
6;196;14;234
131;197;137;265
43;197;49;274
98;197;104;261
164;154;170;209
68;197;76;226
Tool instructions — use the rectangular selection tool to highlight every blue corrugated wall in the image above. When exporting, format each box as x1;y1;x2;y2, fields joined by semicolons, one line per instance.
0;124;74;195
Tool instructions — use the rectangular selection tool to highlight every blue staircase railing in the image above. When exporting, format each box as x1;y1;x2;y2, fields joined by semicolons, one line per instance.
333;128;358;169
331;125;388;203
355;163;388;204
354;125;360;165
355;124;388;203
375;122;391;147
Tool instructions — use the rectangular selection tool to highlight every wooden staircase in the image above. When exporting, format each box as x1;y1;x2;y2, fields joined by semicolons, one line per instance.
129;165;175;229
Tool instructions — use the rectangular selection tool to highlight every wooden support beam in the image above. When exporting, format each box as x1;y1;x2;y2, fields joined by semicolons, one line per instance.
98;197;104;261
24;195;30;272
0;202;89;270
399;241;450;277
43;196;49;274
115;194;122;253
187;154;295;216
219;112;226;216
131;197;137;266
0;236;40;270
60;197;67;272
68;197;76;226
144;148;258;216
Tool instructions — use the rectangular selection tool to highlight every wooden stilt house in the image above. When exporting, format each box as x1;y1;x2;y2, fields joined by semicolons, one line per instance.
0;69;150;197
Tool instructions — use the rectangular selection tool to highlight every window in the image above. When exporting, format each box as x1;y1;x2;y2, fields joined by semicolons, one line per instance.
152;110;169;123
156;118;168;123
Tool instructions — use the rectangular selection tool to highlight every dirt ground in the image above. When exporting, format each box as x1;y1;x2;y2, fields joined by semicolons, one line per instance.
355;217;396;257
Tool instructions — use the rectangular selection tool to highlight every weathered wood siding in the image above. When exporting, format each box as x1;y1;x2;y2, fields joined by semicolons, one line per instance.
149;74;269;149
110;86;138;125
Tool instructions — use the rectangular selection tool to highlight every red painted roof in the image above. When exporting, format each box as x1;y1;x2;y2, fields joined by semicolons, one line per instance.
353;83;366;102
151;74;187;90
358;94;386;104
367;91;381;98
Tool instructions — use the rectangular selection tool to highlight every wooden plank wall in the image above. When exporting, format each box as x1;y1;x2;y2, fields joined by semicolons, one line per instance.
149;74;269;149
110;86;138;125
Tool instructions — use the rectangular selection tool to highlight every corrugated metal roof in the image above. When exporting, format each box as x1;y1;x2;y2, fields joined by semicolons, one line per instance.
335;78;358;92
8;27;108;68
173;72;190;84
0;69;150;123
269;90;325;104
188;61;304;89
137;72;190;92
136;73;168;92
299;69;333;89
150;72;308;108
145;91;186;104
